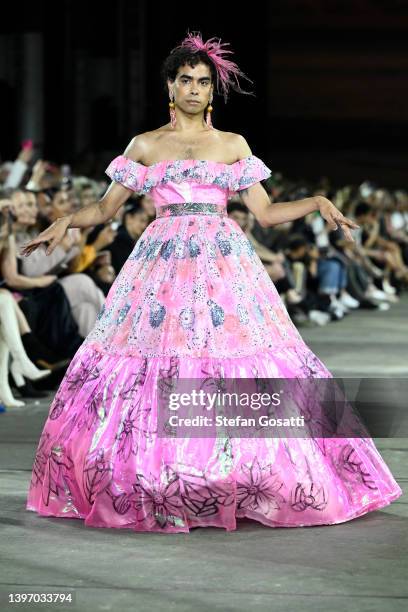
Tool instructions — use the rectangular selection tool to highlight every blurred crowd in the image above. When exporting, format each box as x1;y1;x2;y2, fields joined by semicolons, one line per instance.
0;145;407;409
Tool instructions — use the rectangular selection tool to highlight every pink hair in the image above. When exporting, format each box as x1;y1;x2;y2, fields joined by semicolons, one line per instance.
170;30;254;103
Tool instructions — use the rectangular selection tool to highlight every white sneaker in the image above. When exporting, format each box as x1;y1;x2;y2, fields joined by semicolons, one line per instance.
339;292;360;309
308;310;331;326
369;266;384;278
330;298;349;314
366;288;389;301
383;293;400;303
382;279;397;295
377;302;390;311
329;305;345;319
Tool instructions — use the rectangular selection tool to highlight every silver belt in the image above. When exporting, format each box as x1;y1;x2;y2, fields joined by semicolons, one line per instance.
155;202;227;218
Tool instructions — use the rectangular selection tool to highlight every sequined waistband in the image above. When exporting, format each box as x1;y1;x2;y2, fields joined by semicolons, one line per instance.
155;202;227;218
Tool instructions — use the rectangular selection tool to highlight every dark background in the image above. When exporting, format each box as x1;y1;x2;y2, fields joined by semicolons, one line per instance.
1;0;408;186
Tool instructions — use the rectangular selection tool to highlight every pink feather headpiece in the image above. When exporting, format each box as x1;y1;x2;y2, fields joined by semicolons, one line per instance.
171;31;254;103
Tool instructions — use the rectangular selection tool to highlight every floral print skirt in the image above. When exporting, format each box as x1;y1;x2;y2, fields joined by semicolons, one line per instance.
26;212;402;532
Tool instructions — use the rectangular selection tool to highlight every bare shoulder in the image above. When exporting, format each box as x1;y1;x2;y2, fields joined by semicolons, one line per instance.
225;132;253;160
122;131;157;162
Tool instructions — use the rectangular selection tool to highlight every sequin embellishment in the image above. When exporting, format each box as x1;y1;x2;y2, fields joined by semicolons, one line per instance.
156;202;227;218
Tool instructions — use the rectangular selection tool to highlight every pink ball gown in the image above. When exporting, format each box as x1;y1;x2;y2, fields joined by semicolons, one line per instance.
26;154;402;533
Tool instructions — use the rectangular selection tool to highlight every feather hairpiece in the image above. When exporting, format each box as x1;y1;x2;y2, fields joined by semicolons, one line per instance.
171;30;254;103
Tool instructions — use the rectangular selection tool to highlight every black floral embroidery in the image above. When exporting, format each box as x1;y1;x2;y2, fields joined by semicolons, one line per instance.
288;380;339;438
74;390;104;432
157;357;180;403
48;380;76;421
295;347;326;378
42;444;74;507
132;466;185;528
83;449;113;505
108;490;133;516
60;412;81;441
89;394;104;430
333;444;378;490
119;358;148;400
65;355;101;391
116;401;154;463
107;464;236;527
49;398;65;421
200;363;228;394
236;458;286;513
291;482;328;512
30;431;50;488
179;469;235;518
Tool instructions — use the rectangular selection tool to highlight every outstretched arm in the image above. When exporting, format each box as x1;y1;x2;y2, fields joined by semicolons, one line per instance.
67;130;148;228
21;135;147;257
235;135;359;242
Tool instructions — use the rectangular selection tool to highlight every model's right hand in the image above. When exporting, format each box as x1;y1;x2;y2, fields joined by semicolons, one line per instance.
20;216;72;257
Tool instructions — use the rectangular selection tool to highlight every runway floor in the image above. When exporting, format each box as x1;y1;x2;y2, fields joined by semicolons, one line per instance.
0;297;407;612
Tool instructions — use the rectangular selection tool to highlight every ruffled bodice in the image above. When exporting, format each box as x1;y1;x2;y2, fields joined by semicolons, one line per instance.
105;154;272;207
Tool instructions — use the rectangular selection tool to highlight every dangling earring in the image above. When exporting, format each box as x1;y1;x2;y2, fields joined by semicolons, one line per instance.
169;92;177;129
206;96;214;129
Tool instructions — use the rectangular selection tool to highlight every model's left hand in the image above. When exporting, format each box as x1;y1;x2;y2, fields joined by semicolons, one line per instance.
318;198;360;242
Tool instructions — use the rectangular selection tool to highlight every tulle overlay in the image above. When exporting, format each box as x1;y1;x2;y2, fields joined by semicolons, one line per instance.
26;156;402;532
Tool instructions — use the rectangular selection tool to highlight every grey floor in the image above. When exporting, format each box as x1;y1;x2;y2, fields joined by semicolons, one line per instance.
0;298;407;612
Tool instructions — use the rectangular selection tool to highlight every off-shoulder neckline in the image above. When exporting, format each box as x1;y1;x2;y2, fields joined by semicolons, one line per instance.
120;154;256;169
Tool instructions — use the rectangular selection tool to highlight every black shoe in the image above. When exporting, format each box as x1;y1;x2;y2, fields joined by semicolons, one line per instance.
36;358;70;372
11;379;49;398
21;333;70;371
328;308;344;321
358;299;379;310
21;332;59;364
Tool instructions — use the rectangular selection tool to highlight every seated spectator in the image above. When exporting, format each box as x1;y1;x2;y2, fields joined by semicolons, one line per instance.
354;202;408;293
227;201;303;306
4;188;105;339
329;226;393;310
70;224;118;274
107;198;150;275
0;198;69;405
284;235;332;326
376;189;408;267
87;251;116;296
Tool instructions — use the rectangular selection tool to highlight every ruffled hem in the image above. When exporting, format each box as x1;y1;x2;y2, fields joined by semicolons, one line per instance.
25;344;403;534
26;487;403;533
105;154;272;195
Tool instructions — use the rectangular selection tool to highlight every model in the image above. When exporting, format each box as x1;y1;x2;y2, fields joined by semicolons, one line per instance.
21;32;402;533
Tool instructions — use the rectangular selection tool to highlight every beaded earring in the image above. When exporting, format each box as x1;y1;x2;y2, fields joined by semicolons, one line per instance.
169;92;177;129
206;95;214;129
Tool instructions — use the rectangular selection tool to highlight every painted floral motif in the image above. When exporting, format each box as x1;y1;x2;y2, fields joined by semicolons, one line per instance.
116;401;154;463
132;467;185;528
290;482;328;512
332;444;379;490
30;432;50;488
30;437;75;508
236;458;286;513
83;449;113;505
